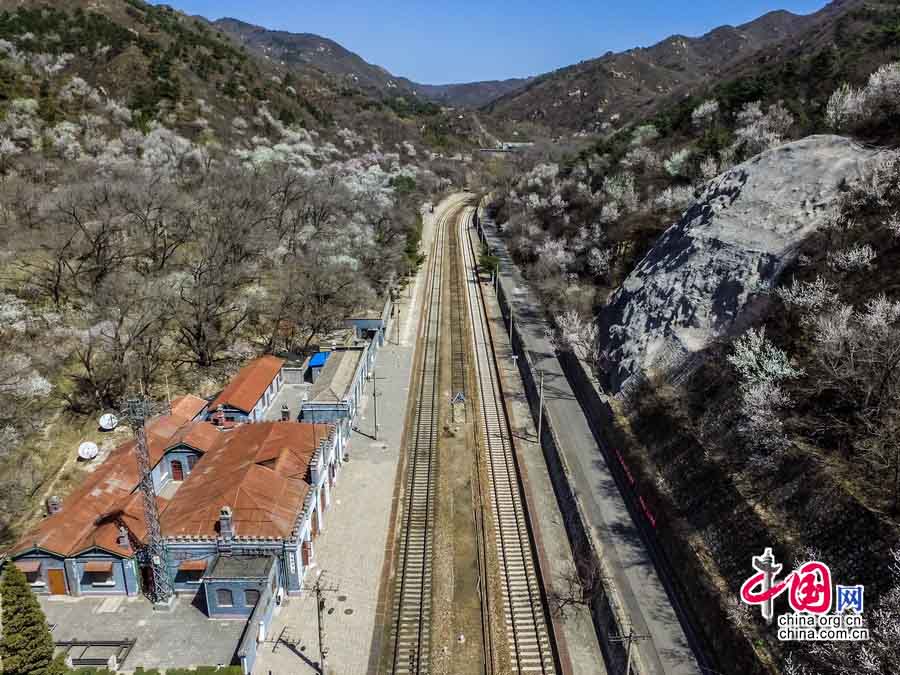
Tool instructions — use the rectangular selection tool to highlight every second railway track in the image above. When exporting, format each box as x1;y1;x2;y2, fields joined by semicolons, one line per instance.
459;207;557;675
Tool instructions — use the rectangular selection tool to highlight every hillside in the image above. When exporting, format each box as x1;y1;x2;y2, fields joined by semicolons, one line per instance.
0;0;472;547
475;2;900;673
484;1;858;133
212;16;532;109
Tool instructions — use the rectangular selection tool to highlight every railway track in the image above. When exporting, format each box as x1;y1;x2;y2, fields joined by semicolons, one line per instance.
389;201;556;674
459;208;557;675
389;206;449;675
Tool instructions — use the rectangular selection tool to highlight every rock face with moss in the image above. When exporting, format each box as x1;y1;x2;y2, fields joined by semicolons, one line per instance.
601;135;886;395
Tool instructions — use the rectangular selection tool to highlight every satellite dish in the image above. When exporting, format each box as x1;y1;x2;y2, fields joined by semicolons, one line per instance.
99;413;119;431
78;441;99;461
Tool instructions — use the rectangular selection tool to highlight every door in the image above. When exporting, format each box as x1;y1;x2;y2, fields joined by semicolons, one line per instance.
302;540;311;566
311;509;319;537
48;568;66;595
171;460;184;481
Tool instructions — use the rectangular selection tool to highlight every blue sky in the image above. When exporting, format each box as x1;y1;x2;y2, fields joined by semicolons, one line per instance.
158;1;829;84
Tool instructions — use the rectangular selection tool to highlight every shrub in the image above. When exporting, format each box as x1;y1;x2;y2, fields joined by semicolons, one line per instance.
826;61;900;132
0;564;63;675
663;148;692;178
691;99;719;129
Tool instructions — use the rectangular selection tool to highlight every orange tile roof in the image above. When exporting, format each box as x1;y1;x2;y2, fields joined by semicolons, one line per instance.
160;422;329;540
11;416;329;558
12;438;143;558
169;394;208;420
208;356;285;414
11;409;209;558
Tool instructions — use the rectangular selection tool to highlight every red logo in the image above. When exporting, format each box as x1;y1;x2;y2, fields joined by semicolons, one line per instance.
740;548;833;622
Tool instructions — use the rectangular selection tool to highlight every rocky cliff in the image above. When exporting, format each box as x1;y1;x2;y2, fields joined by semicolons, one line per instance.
601;135;886;395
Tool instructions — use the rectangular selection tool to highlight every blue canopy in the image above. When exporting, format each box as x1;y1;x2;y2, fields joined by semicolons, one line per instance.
309;352;330;368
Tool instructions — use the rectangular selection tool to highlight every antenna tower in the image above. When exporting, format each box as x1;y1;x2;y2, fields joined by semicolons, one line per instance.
123;396;173;605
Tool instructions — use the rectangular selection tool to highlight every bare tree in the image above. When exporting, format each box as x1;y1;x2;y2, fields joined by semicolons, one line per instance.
64;273;170;412
548;548;607;619
119;173;194;274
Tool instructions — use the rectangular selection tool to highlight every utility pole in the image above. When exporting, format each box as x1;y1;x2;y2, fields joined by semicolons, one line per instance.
122;396;173;606
300;572;340;674
610;626;652;675
508;308;515;357
372;368;378;440
537;369;544;444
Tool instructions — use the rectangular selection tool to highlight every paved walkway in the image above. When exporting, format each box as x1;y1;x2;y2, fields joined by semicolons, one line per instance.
252;196;464;675
465;218;607;675
478;215;701;675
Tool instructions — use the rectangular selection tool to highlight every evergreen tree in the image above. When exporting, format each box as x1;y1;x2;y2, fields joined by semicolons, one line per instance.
0;564;59;675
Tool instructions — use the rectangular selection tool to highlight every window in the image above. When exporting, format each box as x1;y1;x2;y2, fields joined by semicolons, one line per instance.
85;571;114;586
82;561;114;586
244;589;260;606
175;570;203;584
216;588;233;607
25;571;43;585
187;455;197;471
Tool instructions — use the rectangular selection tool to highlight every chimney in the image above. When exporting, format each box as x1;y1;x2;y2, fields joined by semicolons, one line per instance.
116;526;129;549
212;405;226;427
46;496;62;515
219;506;234;539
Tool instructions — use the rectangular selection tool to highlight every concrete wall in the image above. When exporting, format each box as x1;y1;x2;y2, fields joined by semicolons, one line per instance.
166;544;218;594
205;561;278;620
237;563;278;675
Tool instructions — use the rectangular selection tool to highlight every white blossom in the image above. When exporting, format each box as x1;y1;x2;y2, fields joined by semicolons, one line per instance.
826;62;900;131
630;124;659;147
587;247;612;277
699;156;719;180
59;77;95;103
828;244;877;271
654;185;695;210
776;276;838;312
691;99;719;128
105;99;133;125
603;172;637;211
664;148;692;178
621;146;660;170
735;101;794;154
728;327;802;449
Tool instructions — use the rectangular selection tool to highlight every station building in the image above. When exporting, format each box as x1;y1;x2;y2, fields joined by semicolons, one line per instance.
8;397;342;615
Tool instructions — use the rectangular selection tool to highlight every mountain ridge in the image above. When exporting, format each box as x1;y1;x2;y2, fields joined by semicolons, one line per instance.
483;1;860;132
211;16;533;109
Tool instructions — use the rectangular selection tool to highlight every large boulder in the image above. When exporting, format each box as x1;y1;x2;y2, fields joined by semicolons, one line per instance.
601;135;886;396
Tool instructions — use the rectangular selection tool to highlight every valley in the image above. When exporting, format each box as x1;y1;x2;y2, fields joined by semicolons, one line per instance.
2;2;900;675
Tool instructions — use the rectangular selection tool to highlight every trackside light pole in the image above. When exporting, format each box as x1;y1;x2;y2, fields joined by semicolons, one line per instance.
610;626;652;675
300;571;339;674
373;367;378;440
537;368;544;444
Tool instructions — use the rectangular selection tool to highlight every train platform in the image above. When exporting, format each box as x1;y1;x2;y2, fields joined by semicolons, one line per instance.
251;196;464;675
